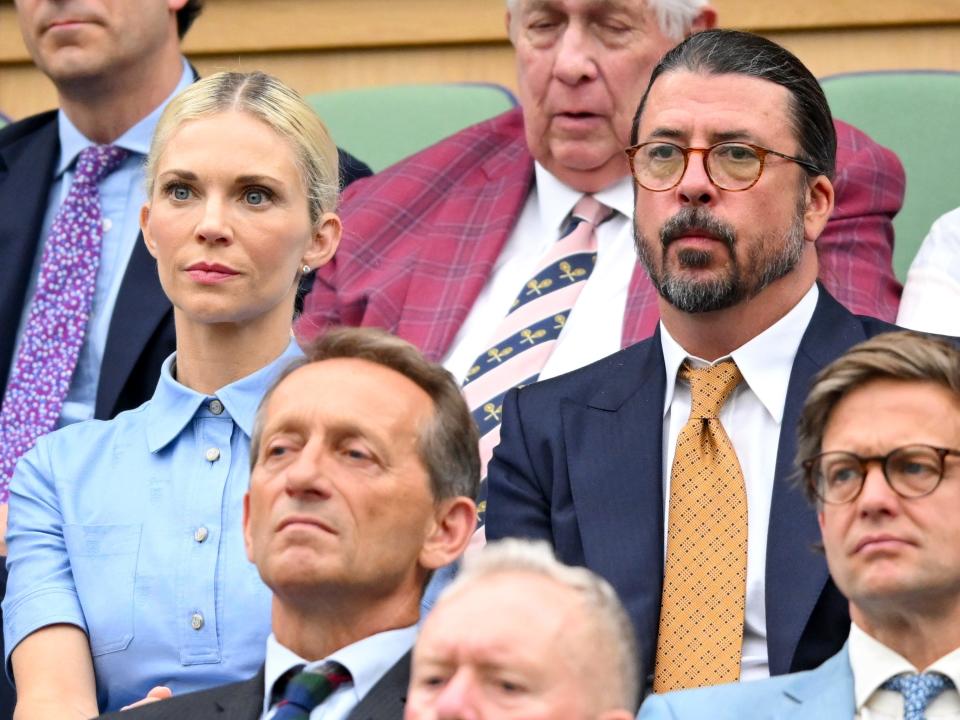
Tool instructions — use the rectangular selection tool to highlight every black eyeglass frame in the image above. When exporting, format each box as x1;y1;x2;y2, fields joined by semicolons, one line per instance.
801;444;960;505
624;141;825;192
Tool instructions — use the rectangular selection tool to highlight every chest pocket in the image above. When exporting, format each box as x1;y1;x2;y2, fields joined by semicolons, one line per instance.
62;523;141;656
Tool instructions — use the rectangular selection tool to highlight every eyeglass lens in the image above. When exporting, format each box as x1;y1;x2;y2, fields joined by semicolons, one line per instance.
634;142;763;191
814;445;947;503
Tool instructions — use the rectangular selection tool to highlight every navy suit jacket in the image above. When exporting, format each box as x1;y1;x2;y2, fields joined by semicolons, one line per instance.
637;645;856;720
485;288;897;683
0;110;371;420
98;651;411;720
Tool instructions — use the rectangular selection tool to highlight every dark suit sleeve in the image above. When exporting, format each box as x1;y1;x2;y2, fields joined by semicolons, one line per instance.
817;119;904;322
337;148;373;188
485;387;556;544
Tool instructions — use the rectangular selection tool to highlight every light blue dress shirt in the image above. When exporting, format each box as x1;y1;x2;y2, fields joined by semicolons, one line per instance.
2;339;303;712
262;626;416;720
11;59;194;428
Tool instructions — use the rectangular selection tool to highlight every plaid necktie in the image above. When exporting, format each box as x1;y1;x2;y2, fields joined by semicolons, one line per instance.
883;672;955;720
463;194;613;519
654;360;747;691
272;661;352;719
0;144;129;498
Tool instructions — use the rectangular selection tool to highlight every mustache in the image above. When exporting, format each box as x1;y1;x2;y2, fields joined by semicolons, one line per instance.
660;208;736;249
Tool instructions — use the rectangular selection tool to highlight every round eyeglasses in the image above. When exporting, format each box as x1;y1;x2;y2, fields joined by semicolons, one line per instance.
625;141;824;192
802;444;960;505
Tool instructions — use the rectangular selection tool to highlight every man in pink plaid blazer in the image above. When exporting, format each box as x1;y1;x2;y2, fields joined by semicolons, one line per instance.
298;0;904;363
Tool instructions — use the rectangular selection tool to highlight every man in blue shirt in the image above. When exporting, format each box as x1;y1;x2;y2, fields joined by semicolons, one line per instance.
104;328;479;719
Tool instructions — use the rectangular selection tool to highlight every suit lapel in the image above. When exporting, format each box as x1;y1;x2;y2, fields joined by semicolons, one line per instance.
396;110;534;360
0;113;59;392
563;335;666;677
780;646;856;719
212;666;265;719
765;289;869;674
347;650;411;720
96;232;171;417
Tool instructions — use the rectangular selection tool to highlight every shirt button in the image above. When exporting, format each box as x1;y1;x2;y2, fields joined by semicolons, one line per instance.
102;217;113;232
205;447;221;462
194;526;209;543
191;612;204;631
209;399;224;415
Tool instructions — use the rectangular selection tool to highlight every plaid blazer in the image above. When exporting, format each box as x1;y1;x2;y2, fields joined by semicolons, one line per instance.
298;108;904;358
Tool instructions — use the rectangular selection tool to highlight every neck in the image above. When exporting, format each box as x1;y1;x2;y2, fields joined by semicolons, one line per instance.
659;261;817;361
271;584;422;661
57;50;183;144
172;308;294;394
852;600;960;670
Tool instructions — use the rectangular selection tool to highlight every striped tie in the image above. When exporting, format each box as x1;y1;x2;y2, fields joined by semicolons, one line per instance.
463;195;613;517
271;661;352;719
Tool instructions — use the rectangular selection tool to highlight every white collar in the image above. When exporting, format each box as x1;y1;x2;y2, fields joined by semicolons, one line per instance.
533;161;633;237
660;284;819;423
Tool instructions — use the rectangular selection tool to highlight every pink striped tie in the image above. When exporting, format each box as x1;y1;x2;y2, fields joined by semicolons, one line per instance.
463;195;612;490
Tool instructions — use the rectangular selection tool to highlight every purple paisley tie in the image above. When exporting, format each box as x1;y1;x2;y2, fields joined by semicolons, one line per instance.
0;144;129;499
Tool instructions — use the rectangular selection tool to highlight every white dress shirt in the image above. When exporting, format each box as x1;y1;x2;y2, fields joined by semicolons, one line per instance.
261;625;416;719
659;284;820;682
898;206;960;336
442;162;636;383
850;622;960;719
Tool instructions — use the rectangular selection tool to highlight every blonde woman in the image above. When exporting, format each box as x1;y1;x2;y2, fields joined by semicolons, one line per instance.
3;71;341;718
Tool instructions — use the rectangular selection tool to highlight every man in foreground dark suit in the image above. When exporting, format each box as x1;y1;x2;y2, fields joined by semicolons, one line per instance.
640;331;960;718
486;29;902;693
104;328;479;720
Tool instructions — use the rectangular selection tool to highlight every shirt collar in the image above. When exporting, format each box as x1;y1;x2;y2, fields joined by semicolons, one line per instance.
659;283;819;421
55;57;194;176
145;338;303;452
847;621;960;711
533;162;633;235
262;625;417;715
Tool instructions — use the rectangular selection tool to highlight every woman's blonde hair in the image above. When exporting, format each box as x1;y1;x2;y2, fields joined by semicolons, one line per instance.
145;71;339;223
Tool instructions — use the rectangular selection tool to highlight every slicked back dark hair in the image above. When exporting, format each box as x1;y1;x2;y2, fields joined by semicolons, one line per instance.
630;29;836;180
176;0;204;38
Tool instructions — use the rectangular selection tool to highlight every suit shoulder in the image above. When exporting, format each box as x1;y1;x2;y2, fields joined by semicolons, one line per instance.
639;672;801;720
516;338;656;406
98;676;261;719
0;110;57;149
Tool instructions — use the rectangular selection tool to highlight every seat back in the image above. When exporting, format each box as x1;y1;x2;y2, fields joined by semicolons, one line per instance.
820;70;960;280
307;83;518;173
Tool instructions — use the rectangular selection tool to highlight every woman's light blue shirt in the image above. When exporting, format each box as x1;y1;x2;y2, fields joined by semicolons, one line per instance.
2;339;303;712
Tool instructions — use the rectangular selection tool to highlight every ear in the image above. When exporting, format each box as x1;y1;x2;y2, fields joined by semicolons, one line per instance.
689;5;718;34
303;211;341;271
419;498;478;571
167;0;189;12
242;491;255;563
803;174;835;243
140;203;159;259
817;507;826;535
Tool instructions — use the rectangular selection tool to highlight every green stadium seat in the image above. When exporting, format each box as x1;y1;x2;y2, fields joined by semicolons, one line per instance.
820;70;960;280
306;82;517;174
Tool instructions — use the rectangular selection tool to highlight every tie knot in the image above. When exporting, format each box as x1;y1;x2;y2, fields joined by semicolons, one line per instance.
74;145;130;185
681;360;743;419
883;672;955;717
562;195;613;236
274;661;352;718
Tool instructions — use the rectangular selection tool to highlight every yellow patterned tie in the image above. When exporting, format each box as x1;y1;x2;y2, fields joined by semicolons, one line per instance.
653;360;747;692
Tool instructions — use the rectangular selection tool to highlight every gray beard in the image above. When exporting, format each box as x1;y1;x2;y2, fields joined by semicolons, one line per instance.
634;206;806;314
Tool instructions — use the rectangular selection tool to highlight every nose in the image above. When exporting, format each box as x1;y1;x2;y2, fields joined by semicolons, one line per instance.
283;440;332;499
855;461;899;519
195;195;233;245
552;22;598;85
432;669;480;720
676;149;716;206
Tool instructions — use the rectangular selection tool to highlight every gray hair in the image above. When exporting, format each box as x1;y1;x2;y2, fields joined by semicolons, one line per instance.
441;539;640;713
797;331;960;504
250;328;480;503
506;0;708;41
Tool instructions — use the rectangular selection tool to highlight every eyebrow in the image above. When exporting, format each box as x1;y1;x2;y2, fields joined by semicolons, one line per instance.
155;170;285;186
643;128;759;144
158;169;198;180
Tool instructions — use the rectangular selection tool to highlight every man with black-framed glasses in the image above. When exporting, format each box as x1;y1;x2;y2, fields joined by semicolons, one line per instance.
487;29;913;696
639;331;960;718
